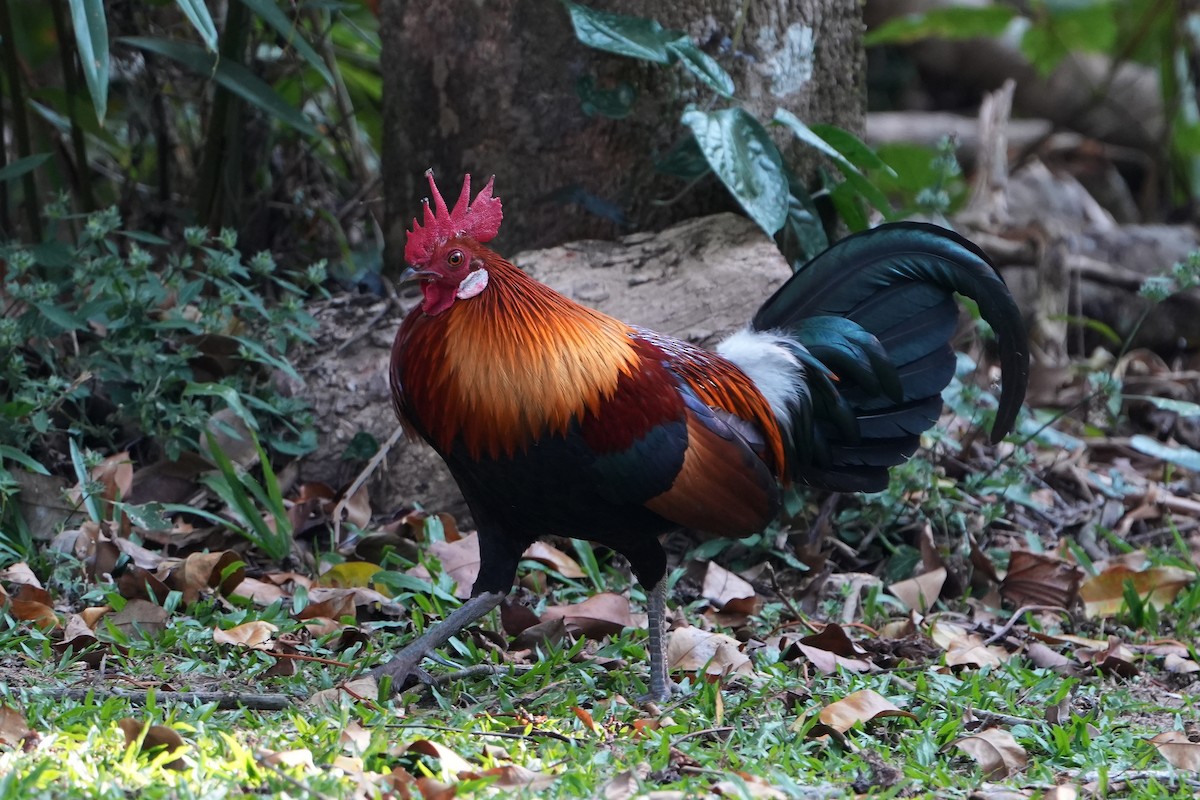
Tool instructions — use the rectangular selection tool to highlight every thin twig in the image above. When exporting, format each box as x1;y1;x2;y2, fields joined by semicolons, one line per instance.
386;721;579;745
984;605;1072;645
35;688;297;710
331;422;407;542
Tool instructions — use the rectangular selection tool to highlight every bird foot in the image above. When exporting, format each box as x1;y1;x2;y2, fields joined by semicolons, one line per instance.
370;655;436;696
639;677;685;705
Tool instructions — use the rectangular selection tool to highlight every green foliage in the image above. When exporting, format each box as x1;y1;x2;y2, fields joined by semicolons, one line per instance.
867;0;1200;210
565;1;914;267
201;425;293;561
0;205;322;473
1;0;382;246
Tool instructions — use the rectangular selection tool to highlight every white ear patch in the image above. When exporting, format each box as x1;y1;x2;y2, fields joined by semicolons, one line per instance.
456;268;489;300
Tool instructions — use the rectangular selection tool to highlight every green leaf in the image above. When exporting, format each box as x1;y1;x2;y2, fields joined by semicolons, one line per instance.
808;123;893;175
564;1;676;63
120;37;318;137
575;75;638;119
1126;395;1200;419
865;6;1017;46
1129;434;1200;473
681;108;789;236
775;110;893;215
0;153;52;184
184;383;260;431
1021;4;1118;76
69;438;102;522
776;179;828;269
0;446;51;476
173;0;218;51
654;135;710;181
238;0;334;86
67;0;110;123
667;39;734;97
34;302;85;331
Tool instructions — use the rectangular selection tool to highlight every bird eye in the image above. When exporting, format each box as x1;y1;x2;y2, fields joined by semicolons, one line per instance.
447;250;465;269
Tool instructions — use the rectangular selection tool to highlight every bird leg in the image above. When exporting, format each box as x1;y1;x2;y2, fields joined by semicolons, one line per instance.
371;590;507;695
645;574;680;702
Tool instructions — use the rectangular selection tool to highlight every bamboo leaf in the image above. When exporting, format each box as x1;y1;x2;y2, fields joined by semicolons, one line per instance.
1130;435;1200;473
120;37;318;136
173;0;218;51
238;0;334;86
67;0;110;123
0;153;52;184
0;446;51;476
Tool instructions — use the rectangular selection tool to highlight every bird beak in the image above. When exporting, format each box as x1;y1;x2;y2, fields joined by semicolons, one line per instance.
398;266;436;285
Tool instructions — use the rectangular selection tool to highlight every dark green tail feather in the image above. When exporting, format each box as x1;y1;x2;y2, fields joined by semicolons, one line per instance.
755;222;1030;492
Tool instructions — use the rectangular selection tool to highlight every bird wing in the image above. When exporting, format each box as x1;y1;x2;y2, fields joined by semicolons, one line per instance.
578;331;781;536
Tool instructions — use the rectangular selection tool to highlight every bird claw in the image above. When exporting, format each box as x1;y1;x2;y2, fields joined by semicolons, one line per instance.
370;656;436;695
639;677;685;705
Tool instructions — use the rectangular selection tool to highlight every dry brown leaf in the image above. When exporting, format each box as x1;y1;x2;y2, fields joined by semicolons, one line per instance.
888;567;947;613
1024;642;1071;671
300;592;358;624
541;592;635;639
701;562;757;610
82;451;134;506
169;550;245;604
405;738;475;776
952;727;1027;779
407;534;481;599
1000;551;1083;608
260;749;315;769
10;599;58;630
817;689;916;733
213;620;277;650
117;718;187;770
1079;565;1195;618
0;705;35;749
1075;637;1139;678
572;705;601;734
512;617;571;651
231;576;289;605
666;626;752;679
601;766;647;800
1164;653;1200;674
1149;731;1200;772
713;774;787;798
0;562;42;588
460;765;557;790
930;620;1010;668
797;624;872;674
103;599;168;638
522;541;586;578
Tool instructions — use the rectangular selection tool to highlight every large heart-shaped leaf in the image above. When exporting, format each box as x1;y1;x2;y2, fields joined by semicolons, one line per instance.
682;108;789;236
564;1;676;63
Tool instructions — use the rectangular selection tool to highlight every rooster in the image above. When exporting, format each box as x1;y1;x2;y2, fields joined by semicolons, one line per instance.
374;171;1029;701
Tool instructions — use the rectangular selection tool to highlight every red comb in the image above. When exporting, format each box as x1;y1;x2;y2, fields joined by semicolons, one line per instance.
405;170;503;266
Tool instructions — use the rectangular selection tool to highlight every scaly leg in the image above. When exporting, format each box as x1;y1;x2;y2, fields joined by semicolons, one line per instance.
645;575;679;702
371;590;507;694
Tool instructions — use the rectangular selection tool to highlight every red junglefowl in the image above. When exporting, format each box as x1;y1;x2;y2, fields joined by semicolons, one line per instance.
374;170;1029;701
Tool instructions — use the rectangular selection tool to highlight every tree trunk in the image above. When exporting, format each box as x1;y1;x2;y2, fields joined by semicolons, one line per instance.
378;0;865;260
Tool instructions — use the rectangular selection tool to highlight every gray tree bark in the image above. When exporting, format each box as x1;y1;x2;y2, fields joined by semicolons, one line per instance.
378;0;865;260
